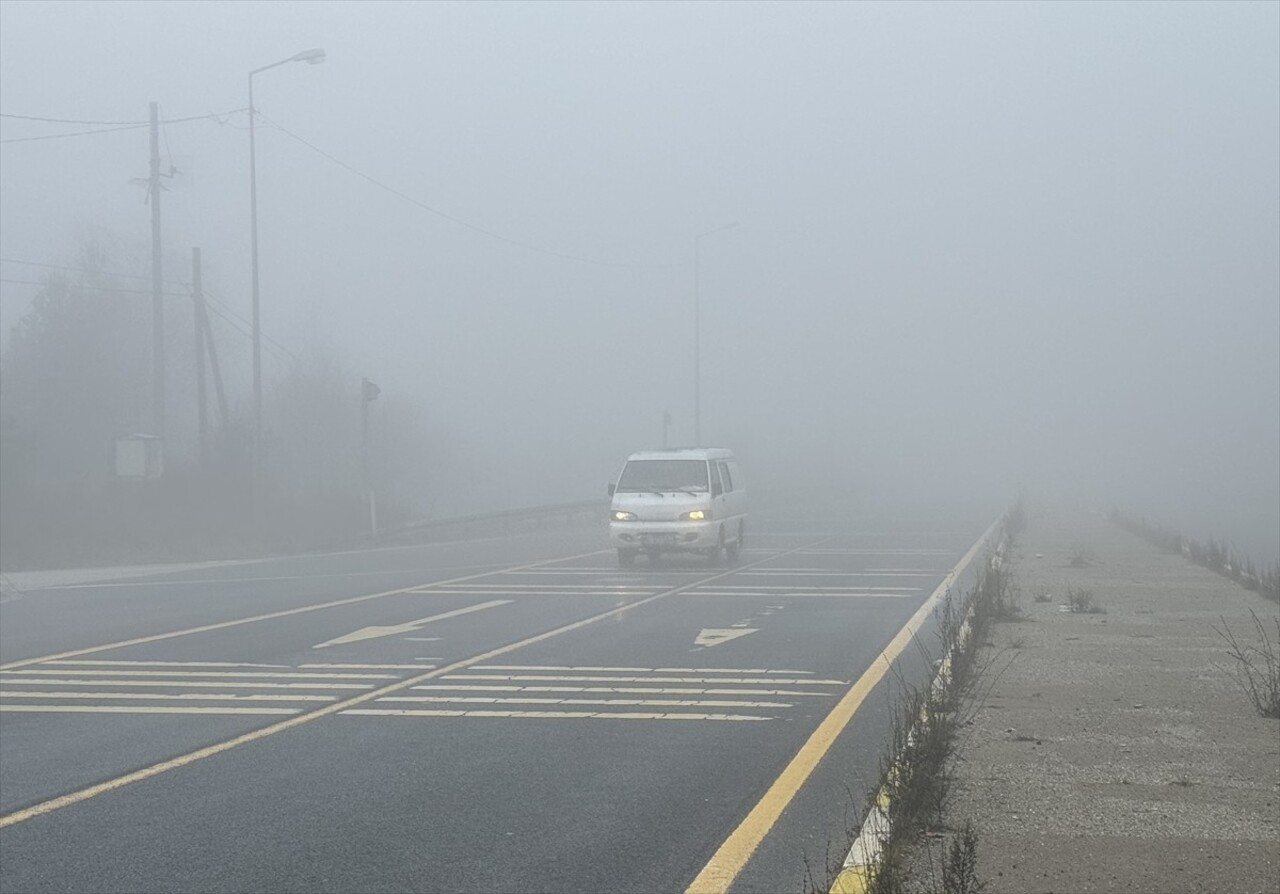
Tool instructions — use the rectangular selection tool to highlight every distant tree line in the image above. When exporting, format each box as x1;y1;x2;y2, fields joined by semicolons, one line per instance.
0;232;450;570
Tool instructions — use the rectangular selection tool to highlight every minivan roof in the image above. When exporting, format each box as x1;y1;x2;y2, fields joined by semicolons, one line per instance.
625;448;735;462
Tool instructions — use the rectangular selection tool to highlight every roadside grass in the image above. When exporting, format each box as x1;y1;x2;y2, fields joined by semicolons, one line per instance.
1214;609;1280;719
863;531;1024;893
861;553;1023;894
1066;586;1105;614
1110;510;1279;604
803;501;1028;894
1068;542;1094;568
975;557;1025;623
941;822;986;894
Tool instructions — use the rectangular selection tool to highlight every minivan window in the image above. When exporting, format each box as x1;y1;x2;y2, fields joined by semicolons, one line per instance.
708;460;722;494
718;461;733;492
616;460;709;493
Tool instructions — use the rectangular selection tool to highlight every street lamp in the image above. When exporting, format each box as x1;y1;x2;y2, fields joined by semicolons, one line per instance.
249;47;325;489
694;221;738;445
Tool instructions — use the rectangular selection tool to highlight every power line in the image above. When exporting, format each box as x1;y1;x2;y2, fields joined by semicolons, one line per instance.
0;109;247;145
201;299;295;366
1;275;295;366
0;122;151;144
1;256;183;286
257;112;682;271
1;260;299;362
1;113;149;125
1;109;247;126
202;287;300;362
0;276;186;297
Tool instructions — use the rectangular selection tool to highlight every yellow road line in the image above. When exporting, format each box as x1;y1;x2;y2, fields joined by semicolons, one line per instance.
0;548;609;672
683;517;1000;894
0;537;829;830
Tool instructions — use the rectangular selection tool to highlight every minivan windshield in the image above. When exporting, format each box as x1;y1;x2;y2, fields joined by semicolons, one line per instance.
616;459;708;493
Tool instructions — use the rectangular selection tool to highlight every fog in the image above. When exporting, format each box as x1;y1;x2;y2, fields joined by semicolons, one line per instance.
1;1;1277;563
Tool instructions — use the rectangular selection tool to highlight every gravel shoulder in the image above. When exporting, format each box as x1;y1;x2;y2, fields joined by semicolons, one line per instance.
900;505;1280;894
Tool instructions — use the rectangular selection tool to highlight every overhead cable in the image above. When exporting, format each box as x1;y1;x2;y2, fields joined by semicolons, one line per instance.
258;112;682;271
0;109;247;144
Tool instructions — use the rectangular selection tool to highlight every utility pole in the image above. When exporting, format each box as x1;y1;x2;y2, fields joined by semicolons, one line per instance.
361;377;381;536
663;410;672;448
192;248;209;467
200;302;231;458
149;101;165;443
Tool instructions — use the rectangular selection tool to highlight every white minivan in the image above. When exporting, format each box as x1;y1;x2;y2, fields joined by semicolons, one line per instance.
607;448;747;567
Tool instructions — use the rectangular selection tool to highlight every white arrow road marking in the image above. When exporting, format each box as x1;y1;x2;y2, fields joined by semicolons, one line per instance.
312;599;512;649
694;628;759;648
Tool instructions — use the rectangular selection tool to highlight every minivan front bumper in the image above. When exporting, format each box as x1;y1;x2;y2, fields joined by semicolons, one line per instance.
609;520;718;552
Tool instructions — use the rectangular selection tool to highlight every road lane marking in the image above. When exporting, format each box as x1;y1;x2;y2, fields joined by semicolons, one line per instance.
30;569;448;589
0;536;831;829
0;691;336;702
0;548;609;672
36;660;436;672
0;678;376;689
340;709;770;721
791;548;957;556
439;674;847;685
471;660;808;666
1;669;398;679
43;660;291;669
509;568;706;576
688;585;921;592
684;516;1000;894
298;663;434;670
413;685;838;697
311;599;512;648
727;570;938;577
448;583;660;589
0;705;301;716
377;696;791;708
404;589;661;597
694;628;759;648
683;591;914;599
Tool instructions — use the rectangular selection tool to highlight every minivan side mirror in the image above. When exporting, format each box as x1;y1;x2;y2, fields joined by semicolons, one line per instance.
608;483;616;496
711;483;723;497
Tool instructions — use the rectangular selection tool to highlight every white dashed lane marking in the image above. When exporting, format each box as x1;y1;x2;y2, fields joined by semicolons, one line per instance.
0;662;844;723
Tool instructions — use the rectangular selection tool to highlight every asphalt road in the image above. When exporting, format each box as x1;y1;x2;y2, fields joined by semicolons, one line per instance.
0;508;993;893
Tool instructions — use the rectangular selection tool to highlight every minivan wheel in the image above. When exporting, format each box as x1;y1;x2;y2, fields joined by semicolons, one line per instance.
705;528;725;564
726;522;743;562
617;548;637;568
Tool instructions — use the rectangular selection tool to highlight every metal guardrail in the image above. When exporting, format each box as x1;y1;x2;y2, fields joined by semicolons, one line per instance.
374;499;607;544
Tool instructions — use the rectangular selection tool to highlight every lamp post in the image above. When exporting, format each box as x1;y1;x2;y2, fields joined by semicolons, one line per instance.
249;47;325;490
693;222;738;446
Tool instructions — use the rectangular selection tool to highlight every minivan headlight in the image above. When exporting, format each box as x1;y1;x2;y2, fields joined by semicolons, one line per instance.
680;509;710;521
612;510;638;521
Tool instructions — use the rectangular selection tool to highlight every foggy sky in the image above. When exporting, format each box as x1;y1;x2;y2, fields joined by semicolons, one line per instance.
1;1;1277;559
